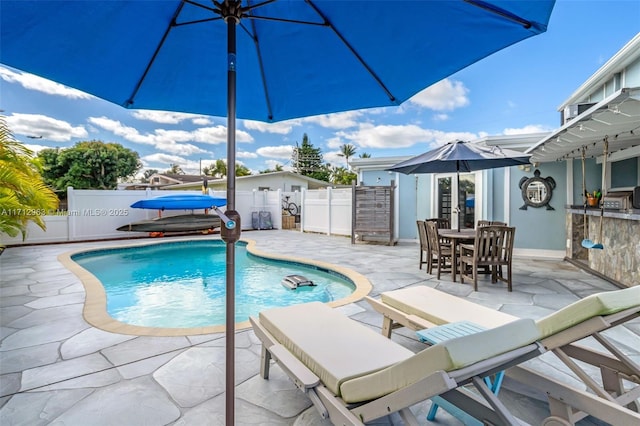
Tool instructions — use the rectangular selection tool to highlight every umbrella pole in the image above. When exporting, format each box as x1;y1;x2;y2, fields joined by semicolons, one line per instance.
224;12;238;426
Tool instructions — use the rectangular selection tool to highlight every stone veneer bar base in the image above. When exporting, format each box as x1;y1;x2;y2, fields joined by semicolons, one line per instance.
567;209;640;288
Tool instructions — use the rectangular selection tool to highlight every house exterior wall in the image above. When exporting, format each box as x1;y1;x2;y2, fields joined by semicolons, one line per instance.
206;174;314;192
360;160;568;255
508;162;567;251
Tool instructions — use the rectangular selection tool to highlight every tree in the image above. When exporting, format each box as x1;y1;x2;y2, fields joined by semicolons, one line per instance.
329;165;357;185
259;164;284;174
309;163;331;183
203;159;251;178
358;152;371;158
1;116;59;242
167;163;184;175
235;163;252;177
291;133;324;177
337;143;357;169
142;169;158;183
38;141;141;190
204;159;226;178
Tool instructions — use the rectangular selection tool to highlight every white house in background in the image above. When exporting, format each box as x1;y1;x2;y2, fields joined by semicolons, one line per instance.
164;171;336;192
146;173;204;186
119;173;206;189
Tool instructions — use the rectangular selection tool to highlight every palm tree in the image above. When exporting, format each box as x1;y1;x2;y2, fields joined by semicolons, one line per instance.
210;159;227;178
359;152;371;158
0;116;59;246
205;159;251;178
167;163;185;175
337;143;357;169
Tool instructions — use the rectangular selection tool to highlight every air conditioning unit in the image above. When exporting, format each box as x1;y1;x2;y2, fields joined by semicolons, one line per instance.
562;102;596;124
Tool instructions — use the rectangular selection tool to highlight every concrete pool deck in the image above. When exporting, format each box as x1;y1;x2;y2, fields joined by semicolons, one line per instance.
1;230;638;425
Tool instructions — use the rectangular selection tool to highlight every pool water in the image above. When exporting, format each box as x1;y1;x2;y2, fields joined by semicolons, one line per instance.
72;240;355;328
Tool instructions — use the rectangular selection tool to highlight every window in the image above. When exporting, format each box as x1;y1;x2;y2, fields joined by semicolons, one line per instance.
291;185;302;192
258;186;271;191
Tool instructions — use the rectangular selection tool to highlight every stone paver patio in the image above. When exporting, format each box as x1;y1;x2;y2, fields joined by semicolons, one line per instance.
1;230;638;425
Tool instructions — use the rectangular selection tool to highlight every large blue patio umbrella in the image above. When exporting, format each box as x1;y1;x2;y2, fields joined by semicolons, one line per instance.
388;140;531;229
0;1;554;422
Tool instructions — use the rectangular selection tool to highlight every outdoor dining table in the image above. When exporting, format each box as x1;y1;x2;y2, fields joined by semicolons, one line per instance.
438;228;476;282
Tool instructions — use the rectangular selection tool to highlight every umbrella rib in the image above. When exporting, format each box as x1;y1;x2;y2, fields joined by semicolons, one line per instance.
305;0;398;104
126;2;188;107
245;15;327;26
464;0;534;30
173;17;222;27
244;19;274;120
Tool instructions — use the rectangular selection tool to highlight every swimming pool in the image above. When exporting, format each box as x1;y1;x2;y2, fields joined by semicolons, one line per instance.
69;239;359;330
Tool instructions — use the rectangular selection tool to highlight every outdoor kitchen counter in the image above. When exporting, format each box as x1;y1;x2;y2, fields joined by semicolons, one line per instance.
565;207;640;288
566;206;640;221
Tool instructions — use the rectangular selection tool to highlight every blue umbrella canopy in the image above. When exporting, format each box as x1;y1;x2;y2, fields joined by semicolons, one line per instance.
0;1;554;423
387;140;531;174
388;140;531;231
1;1;554;122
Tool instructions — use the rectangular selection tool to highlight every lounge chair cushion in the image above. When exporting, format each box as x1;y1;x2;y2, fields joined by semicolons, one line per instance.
258;302;413;397
381;286;517;329
340;317;539;403
535;286;640;338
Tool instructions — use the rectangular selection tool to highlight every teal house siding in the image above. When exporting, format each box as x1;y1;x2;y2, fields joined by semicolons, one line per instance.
510;162;566;250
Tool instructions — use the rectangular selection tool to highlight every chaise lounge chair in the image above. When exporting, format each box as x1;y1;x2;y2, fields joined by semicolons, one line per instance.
365;285;640;425
250;301;546;425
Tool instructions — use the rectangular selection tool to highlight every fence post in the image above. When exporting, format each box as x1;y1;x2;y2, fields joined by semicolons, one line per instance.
300;188;306;233
276;188;282;230
66;186;75;241
326;186;332;236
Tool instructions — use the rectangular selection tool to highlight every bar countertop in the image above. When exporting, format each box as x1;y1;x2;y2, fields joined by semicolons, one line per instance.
567;206;640;221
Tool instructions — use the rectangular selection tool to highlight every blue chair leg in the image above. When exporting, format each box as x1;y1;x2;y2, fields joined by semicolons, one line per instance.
426;401;439;421
427;371;505;422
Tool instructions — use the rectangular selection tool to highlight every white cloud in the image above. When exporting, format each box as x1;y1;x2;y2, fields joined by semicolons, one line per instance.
409;79;470;111
243;119;299;134
503;125;550;135
131;110;212;125
0;66;93;99
88;116;254;155
23;144;51;154
237;151;258;159
191;125;253;144
141;153;188;166
325;136;346;149
256;145;294;159
337;123;479;149
302;111;363;129
324;151;348;167
432;113;449;122
192;117;213;126
7;113;88;142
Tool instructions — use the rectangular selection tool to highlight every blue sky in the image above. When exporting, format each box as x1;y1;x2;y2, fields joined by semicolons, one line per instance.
2;1;639;177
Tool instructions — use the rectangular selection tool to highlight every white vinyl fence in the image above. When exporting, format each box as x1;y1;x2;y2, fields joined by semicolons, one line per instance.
2;186;352;245
300;187;352;236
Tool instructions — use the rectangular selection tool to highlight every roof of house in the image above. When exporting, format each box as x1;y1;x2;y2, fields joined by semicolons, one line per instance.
161;171;339;190
153;173;205;183
527;34;640;163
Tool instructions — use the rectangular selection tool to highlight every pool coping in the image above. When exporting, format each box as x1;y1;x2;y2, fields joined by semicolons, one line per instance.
57;236;372;336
